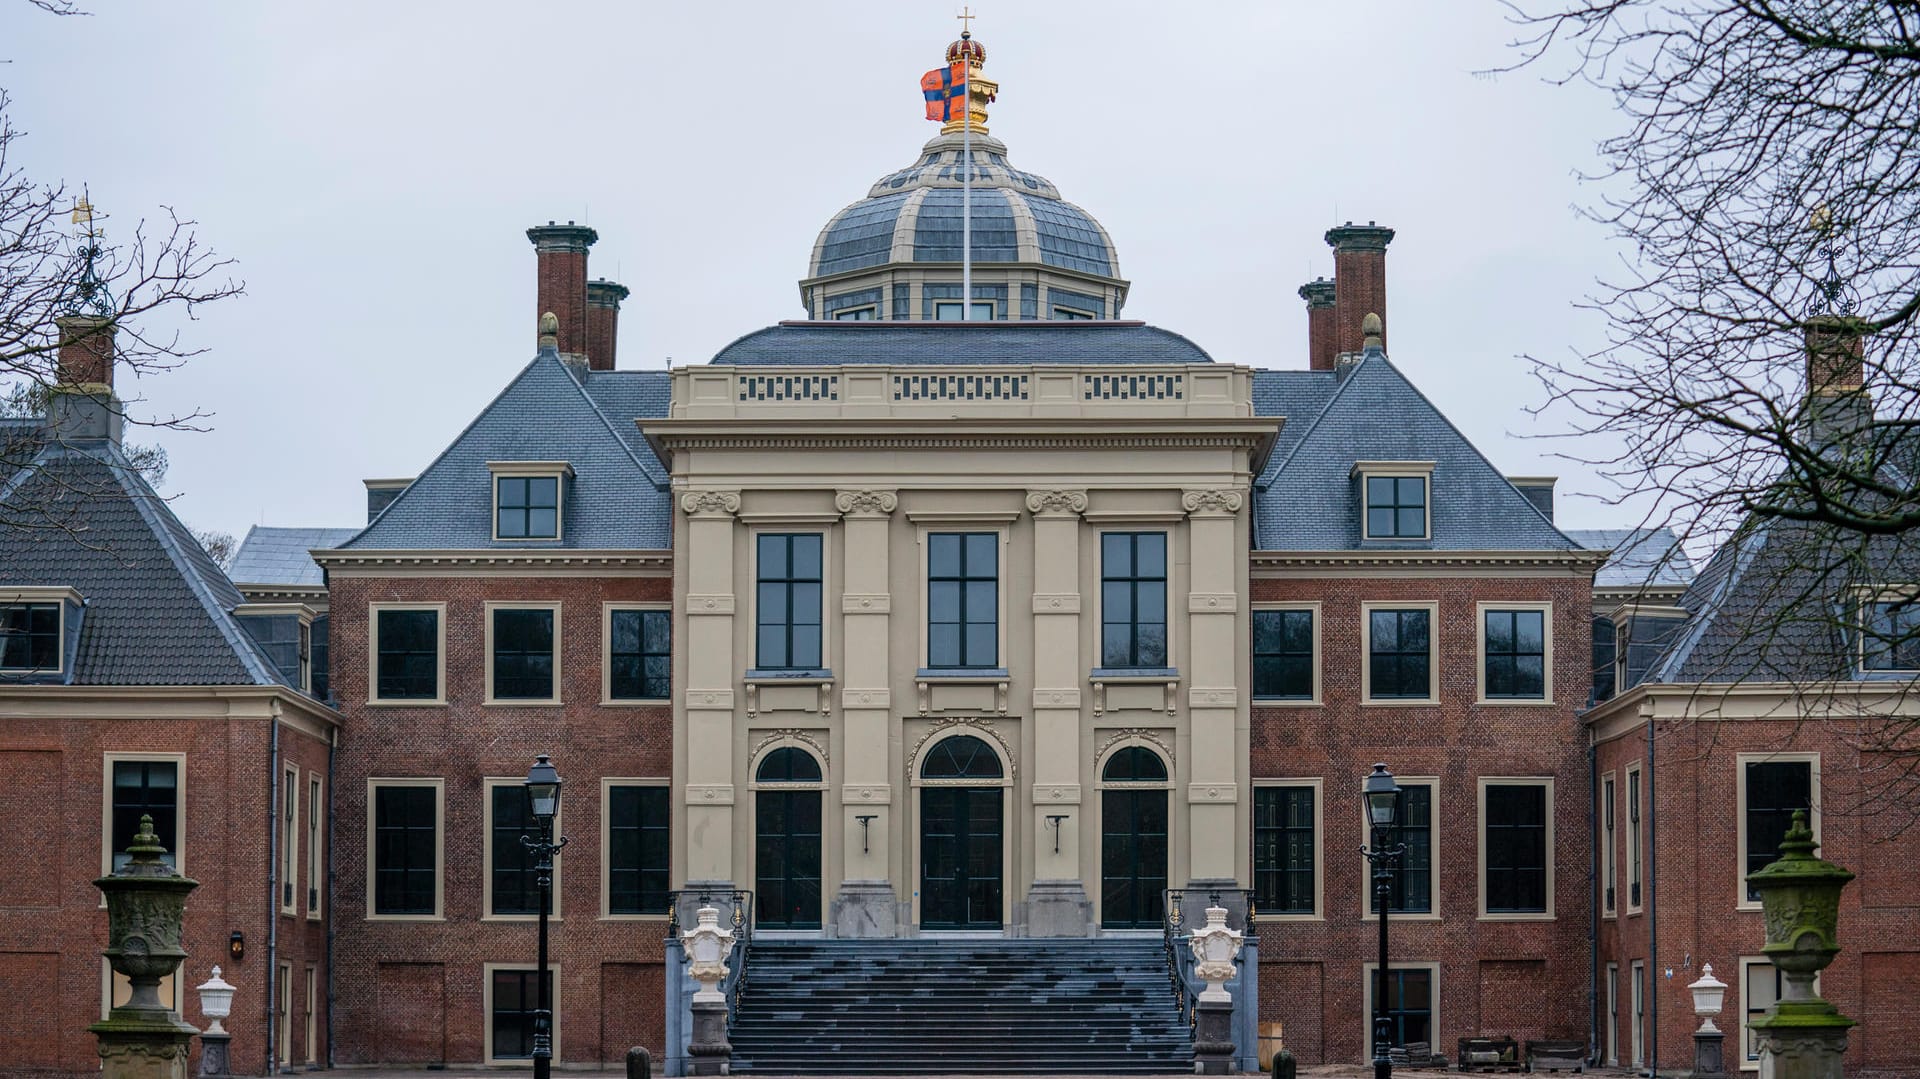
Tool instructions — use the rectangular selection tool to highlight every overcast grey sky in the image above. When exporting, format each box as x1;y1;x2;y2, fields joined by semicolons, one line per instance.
6;0;1630;542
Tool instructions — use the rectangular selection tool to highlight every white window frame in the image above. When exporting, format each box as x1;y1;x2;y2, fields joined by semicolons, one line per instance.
365;777;445;922
1360;601;1440;706
1253;779;1324;920
101;751;187;878
0;586;79;674
483;961;562;1066
1600;771;1618;917
1476;776;1556;920
1738;955;1820;1070
1360;960;1440;1053
276;960;293;1064
1475;601;1555;704
1630;959;1646;1068
1095;528;1179;672
1626;761;1644;915
307;773;324;920
367;602;447;706
281;762;300;915
917;525;1010;673
304;965;318;1064
601;777;673;920
1251;602;1321;705
487;460;573;542
1360;775;1439;921
234;602;315;692
1354;460;1435;541
102;957;180;1019
747;525;835;674
603;602;672;704
1735;752;1820;911
483;775;563;921
1852;585;1920;673
934;299;995;321
484;601;564;706
1604;961;1619;1066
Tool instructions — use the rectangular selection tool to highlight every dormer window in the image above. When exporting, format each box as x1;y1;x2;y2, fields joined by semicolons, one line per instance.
934;301;995;321
0;587;81;676
234;603;315;694
489;462;572;541
1355;461;1434;541
1859;591;1920;672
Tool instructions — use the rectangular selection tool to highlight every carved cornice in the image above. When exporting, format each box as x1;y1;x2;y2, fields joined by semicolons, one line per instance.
750;728;830;770
679;490;742;518
1093;727;1175;769
1025;489;1089;518
1182;488;1246;517
834;489;899;518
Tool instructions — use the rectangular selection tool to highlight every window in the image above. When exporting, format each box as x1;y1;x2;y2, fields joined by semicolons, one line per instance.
608;608;670;700
1860;595;1920;671
1630;961;1646;1068
1051;306;1095;320
1605;963;1619;1066
238;610;311;693
373;607;441;702
1482;607;1548;700
1626;764;1643;911
276;962;292;1065
108;757;181;872
488;966;556;1062
1740;958;1818;1067
490;605;558;702
832;306;876;320
488;782;553;917
1601;774;1617;915
1366;607;1433;701
1253;785;1317;916
756;533;823;670
495;475;560;539
1741;757;1813;903
934;300;995;321
0;601;60;671
311;613;331;701
1364;475;1428;539
304;966;318;1064
1368;782;1433;915
1591;616;1616;702
1481;780;1551;917
928;532;998;669
1364;965;1437;1049
307;776;323;917
281;765;300;914
370;781;440;918
1100;532;1168;668
1252;608;1315;700
606;784;671;916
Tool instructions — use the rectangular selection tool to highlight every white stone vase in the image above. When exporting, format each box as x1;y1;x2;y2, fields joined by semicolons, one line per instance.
1187;905;1243;1004
682;906;737;1004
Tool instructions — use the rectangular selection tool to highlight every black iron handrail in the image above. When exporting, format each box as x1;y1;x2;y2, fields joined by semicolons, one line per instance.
666;888;755;1026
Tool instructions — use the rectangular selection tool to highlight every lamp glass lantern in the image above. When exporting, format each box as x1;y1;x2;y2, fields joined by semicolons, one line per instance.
1364;763;1400;829
524;753;562;822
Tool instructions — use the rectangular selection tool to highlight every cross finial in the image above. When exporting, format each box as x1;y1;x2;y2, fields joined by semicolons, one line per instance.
956;5;975;36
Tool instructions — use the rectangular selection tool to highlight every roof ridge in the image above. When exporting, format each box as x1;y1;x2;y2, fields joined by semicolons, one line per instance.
1652;520;1772;681
1257;362;1363;483
569;364;669;488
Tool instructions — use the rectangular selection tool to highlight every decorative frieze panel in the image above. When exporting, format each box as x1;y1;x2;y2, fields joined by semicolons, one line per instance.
1186;782;1239;803
1084;372;1183;401
686;593;736;615
685;689;736;710
842;593;892;613
685;784;736;805
1032;783;1082;805
841;687;891;709
1031;593;1081;614
1186;592;1237;613
893;372;1030;402
841;784;893;804
1031;687;1082;709
1187;686;1238;708
738;373;839;402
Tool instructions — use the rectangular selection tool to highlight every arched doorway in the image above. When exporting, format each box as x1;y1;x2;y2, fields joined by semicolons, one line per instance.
754;746;823;929
919;734;1004;929
1100;745;1169;928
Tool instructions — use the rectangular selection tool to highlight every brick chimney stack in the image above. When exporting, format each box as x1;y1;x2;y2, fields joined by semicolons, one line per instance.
1804;315;1871;444
54;314;114;388
585;279;630;372
526;222;599;365
1298;277;1337;371
47;314;120;446
1325;222;1395;357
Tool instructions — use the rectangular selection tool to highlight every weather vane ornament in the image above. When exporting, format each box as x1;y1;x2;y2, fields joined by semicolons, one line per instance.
917;12;998;320
66;187;117;319
1805;203;1857;319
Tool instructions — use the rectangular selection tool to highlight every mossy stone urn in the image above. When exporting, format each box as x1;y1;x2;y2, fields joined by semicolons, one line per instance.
1744;809;1855;1079
91;814;201;1079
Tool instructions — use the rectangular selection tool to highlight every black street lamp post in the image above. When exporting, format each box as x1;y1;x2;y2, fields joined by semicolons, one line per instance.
1361;763;1405;1079
523;754;569;1079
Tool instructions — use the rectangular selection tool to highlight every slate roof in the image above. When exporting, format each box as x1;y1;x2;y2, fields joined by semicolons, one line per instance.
708;321;1213;366
229;525;360;587
1564;528;1696;590
1250;352;1581;551
0;444;289;686
340;349;671;550
579;368;672;486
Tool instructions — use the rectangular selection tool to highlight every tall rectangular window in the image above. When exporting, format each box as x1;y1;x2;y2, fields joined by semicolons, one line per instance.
1627;766;1643;909
607;785;671;915
757;534;824;670
311;613;331;701
1483;782;1549;914
1369;784;1433;914
1253;786;1316;915
1601;774;1617;915
490;968;554;1061
307;776;323;916
1100;532;1167;668
489;784;548;916
374;608;440;701
1631;961;1646;1067
1252;609;1314;699
1364;475;1427;539
609;609;671;700
281;766;299;913
372;784;438;916
1368;608;1432;700
110;760;179;871
1483;608;1547;699
1591;617;1617;702
928;532;998;669
491;607;556;700
1743;760;1812;901
0;602;60;670
496;476;559;539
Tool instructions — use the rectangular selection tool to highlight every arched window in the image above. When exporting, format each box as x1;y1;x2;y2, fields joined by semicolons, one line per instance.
1102;745;1169;783
919;734;1003;780
755;746;823;783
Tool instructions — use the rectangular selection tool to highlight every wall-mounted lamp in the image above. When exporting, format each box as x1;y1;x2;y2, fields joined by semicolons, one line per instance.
228;930;245;962
855;814;877;854
1046;814;1069;855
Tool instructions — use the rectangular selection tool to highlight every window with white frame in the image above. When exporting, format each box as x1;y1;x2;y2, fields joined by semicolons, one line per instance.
488;966;557;1062
489;604;560;702
1481;606;1549;700
281;764;299;914
1626;763;1643;911
1740;957;1819;1068
1356;463;1434;540
1859;591;1920;672
1480;779;1552;917
1366;780;1435;915
1740;756;1814;904
371;605;443;703
1601;773;1618;916
928;532;999;669
369;780;441;918
934;300;995;321
605;783;671;916
107;756;182;872
1363;963;1438;1049
0;599;62;672
1631;960;1646;1067
757;533;824;670
1252;607;1316;700
306;775;323;917
1604;962;1619;1065
489;462;570;541
1253;784;1318;915
1365;605;1435;702
487;780;556;918
607;607;670;700
1100;532;1168;668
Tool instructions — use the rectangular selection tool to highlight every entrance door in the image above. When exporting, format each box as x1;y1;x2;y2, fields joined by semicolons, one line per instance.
1100;746;1169;928
755;747;823;929
918;735;1004;929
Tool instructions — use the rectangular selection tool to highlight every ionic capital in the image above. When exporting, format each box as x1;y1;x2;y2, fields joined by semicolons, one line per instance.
679;489;742;518
1025;488;1089;518
1181;488;1245;518
834;489;899;518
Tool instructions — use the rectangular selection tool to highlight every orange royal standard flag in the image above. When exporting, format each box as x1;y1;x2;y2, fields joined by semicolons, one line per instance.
921;61;968;122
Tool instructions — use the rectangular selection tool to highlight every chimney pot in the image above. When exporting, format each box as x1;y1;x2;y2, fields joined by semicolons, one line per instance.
526;222;598;364
1298;277;1338;371
1326;222;1395;356
586;278;631;372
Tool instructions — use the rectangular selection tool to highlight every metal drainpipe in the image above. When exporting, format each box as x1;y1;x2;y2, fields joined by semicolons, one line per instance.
267;710;281;1076
1645;712;1658;1078
325;727;336;1069
1587;737;1600;1067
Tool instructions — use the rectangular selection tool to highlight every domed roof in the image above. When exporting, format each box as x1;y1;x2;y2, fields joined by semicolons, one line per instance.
808;130;1120;281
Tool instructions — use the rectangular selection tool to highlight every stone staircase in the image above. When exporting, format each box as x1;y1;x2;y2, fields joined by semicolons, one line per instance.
728;937;1194;1074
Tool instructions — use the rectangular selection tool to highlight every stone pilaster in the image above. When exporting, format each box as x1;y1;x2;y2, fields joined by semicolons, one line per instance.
680;490;742;886
1182;488;1245;886
1025;488;1093;935
832;489;899;936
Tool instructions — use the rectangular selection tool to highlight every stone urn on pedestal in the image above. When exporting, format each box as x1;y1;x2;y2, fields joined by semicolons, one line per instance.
91;815;201;1079
1746;810;1856;1079
682;906;737;1075
194;967;236;1078
1688;963;1729;1078
1187;904;1243;1075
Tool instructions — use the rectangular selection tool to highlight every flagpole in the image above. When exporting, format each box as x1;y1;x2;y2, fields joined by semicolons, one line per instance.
961;41;972;321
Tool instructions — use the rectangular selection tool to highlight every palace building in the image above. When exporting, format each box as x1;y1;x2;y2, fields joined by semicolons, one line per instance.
7;28;1920;1077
